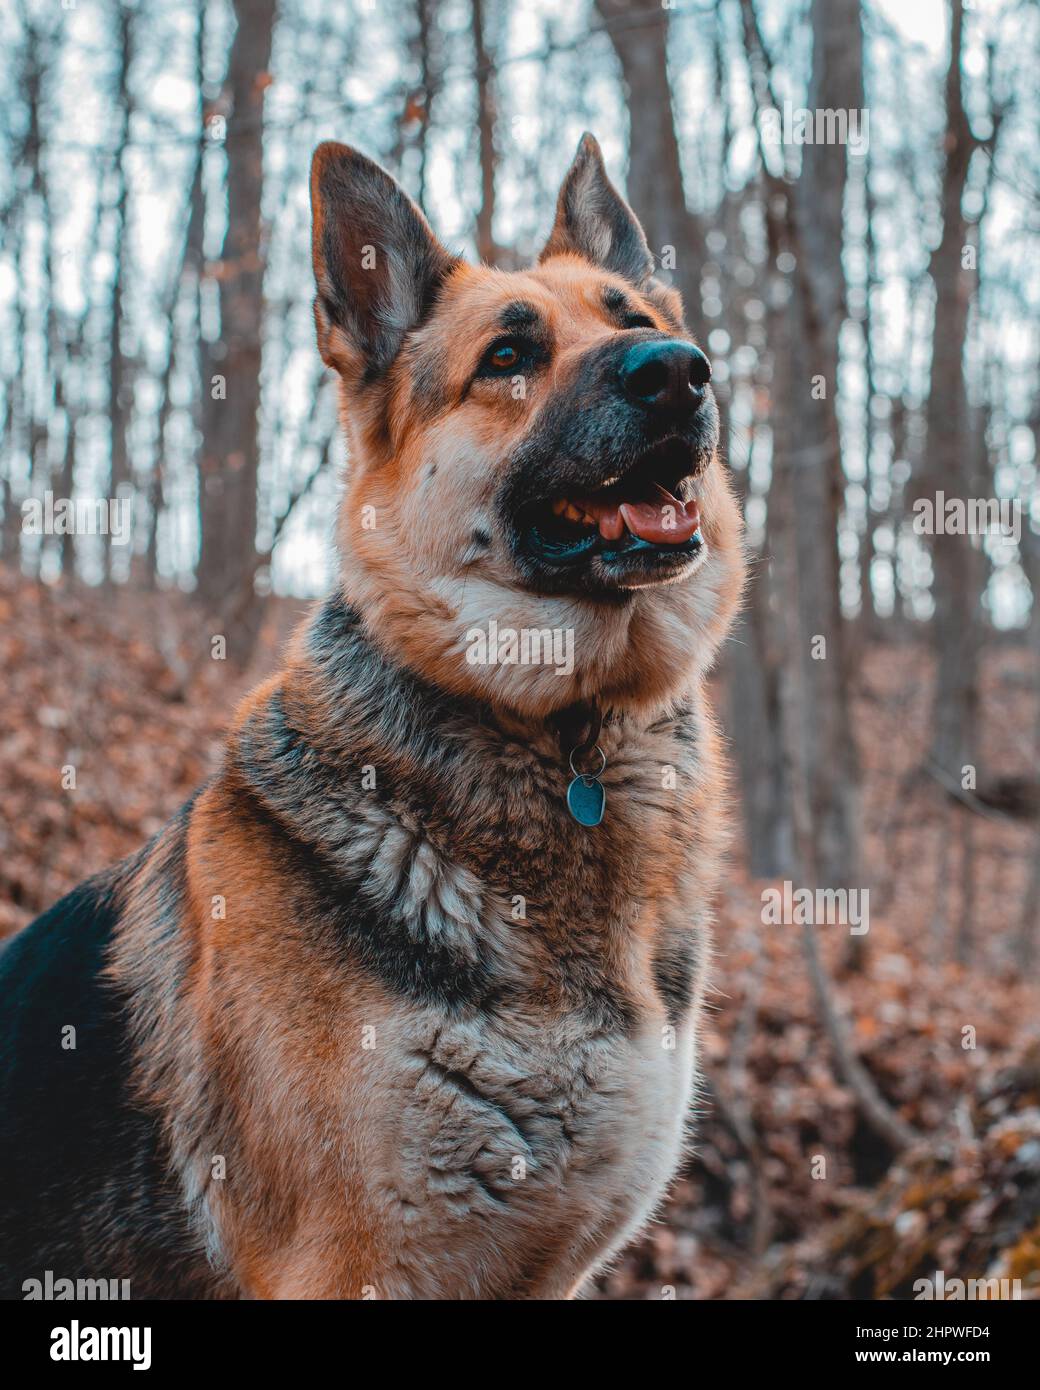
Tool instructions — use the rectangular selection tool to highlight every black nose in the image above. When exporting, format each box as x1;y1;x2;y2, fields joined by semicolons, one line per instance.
619;339;711;416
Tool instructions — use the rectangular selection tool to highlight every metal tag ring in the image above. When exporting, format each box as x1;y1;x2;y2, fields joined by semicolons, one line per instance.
569;743;606;781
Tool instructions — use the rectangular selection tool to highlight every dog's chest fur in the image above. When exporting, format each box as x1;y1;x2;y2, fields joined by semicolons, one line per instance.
336;725;714;1296
115;602;728;1298
189;606;727;1298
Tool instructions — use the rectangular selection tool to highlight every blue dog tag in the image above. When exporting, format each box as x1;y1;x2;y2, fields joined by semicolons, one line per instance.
567;775;605;826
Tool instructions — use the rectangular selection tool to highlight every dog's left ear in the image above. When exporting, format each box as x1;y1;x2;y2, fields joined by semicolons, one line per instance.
539;133;654;287
310;141;460;380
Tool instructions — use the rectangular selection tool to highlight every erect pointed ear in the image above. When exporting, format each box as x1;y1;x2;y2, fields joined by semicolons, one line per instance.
539;133;654;287
310;141;460;380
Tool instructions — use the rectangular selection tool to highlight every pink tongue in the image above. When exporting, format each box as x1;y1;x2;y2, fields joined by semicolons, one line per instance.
582;483;701;544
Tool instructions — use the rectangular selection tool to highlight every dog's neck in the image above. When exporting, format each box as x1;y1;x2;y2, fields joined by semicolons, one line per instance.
329;502;726;724
285;592;615;771
222;591;712;923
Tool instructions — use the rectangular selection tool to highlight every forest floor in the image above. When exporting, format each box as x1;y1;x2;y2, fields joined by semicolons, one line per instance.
2;566;1039;1300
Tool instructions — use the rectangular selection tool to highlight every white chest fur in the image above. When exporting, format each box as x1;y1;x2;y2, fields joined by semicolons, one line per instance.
355;1001;697;1299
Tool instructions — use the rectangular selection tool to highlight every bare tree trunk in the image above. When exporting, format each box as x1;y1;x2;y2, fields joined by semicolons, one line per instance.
728;179;797;878
145;148;204;590
930;813;951;947
1016;383;1040;968
414;0;436;209
730;0;865;888
197;0;276;660
733;0;911;1144
144;1;206;590
781;0;863;888
54;363;76;581
2;246;27;561
925;0;981;781
105;0;134;581
727;546;796;876
53;173;105;583
889;396;910;629
956;809;975;964
19;21;47;578
775;467;915;1150
593;0;705;323
858;147;881;639
34;35;62;582
472;0;500;266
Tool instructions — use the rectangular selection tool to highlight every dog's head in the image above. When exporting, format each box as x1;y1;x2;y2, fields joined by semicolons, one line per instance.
311;134;744;718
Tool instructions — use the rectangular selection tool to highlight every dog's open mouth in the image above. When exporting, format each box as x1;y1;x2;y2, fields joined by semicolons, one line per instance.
518;440;705;571
535;480;701;556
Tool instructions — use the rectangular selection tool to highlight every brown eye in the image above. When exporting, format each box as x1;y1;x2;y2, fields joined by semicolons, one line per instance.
476;335;540;380
488;342;519;371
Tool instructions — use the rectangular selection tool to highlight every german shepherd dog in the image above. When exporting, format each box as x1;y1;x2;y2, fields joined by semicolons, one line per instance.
0;135;744;1299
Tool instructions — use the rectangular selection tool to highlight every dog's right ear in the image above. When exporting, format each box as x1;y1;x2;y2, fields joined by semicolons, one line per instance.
310;142;459;381
539;133;654;287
